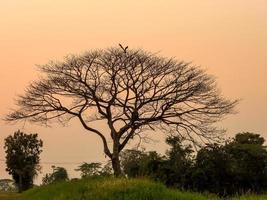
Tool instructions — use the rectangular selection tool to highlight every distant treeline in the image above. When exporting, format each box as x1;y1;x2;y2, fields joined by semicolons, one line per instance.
119;132;267;196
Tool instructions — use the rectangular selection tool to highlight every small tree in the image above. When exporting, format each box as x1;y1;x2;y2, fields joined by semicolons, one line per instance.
121;149;164;178
120;149;146;177
4;130;43;192
42;166;69;185
99;162;113;176
75;162;102;178
6;46;238;176
161;136;194;188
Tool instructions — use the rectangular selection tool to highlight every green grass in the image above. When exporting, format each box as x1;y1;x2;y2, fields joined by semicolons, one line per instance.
21;177;218;200
231;194;267;200
0;191;21;200
1;178;267;200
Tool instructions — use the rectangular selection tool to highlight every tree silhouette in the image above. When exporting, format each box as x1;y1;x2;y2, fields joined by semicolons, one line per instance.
42;166;69;185
4;130;43;192
75;162;102;178
6;46;238;176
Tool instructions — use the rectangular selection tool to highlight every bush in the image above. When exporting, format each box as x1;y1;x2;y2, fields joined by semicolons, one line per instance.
42;166;69;185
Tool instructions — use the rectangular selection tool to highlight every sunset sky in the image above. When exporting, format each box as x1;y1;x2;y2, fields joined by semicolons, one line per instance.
0;1;267;183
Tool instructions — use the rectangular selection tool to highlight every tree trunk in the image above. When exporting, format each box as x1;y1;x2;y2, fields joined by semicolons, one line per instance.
111;154;122;177
111;139;122;177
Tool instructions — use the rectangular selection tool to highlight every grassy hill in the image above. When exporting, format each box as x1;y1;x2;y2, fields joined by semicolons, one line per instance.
1;178;267;200
21;177;218;200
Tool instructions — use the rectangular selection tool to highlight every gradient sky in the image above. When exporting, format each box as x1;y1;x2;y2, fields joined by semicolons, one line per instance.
0;1;267;184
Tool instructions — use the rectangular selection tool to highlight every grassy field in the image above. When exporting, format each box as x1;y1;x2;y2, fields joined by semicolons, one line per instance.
231;194;267;200
0;191;20;200
1;178;267;200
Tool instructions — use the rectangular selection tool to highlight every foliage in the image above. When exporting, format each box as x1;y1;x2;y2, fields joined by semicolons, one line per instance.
0;179;17;192
121;132;267;196
192;132;267;196
42;166;69;185
6;46;238;176
140;151;164;178
225;132;267;193
120;149;164;178
99;162;113;176
191;143;233;195
4;130;43;192
120;149;146;177
75;162;102;178
121;136;194;189
158;136;194;188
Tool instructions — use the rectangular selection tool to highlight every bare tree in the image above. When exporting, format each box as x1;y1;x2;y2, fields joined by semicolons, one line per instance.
6;46;238;176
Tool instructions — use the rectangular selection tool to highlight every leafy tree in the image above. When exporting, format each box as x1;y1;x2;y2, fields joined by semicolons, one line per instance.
192;132;267;196
120;149;146;177
6;46;238;176
232;132;265;145
121;149;164;178
192;143;232;196
41;174;52;186
4;130;43;192
99;162;113;176
75;162;102;178
225;132;267;193
159;136;194;188
140;151;164;178
42;166;69;185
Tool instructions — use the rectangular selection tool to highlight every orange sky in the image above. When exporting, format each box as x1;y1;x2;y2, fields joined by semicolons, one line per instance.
0;1;267;183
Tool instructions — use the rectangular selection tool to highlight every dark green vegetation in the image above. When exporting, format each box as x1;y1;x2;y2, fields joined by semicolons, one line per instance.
4;130;43;192
121;132;267;196
3;131;267;198
42;166;69;185
75;162;103;178
192;132;267;195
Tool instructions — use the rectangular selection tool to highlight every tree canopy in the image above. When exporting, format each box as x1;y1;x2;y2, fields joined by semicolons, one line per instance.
121;132;267;196
75;162;102;178
4;130;43;192
6;46;238;175
42;166;69;185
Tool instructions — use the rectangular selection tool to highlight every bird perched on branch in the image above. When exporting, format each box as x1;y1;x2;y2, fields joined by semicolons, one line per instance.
119;43;128;53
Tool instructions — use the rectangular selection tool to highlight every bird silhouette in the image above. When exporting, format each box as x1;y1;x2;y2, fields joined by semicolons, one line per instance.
119;44;128;53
